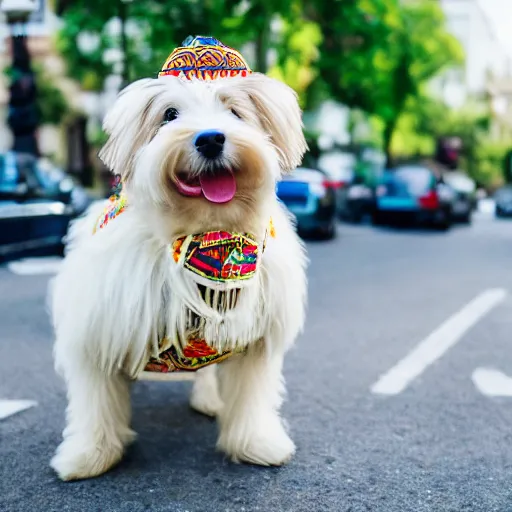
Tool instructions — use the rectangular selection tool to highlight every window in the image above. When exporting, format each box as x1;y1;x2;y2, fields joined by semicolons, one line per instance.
393;167;433;196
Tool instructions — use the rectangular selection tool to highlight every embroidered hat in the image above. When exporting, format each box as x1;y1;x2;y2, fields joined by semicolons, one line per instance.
158;35;252;80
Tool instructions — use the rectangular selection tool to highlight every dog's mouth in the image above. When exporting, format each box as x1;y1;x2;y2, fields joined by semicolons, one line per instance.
175;168;237;204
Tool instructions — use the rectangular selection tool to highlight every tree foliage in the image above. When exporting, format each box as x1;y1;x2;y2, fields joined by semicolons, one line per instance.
56;0;301;92
307;0;463;164
56;0;509;182
268;2;322;107
57;0;235;90
33;64;71;126
392;93;510;187
307;0;401;113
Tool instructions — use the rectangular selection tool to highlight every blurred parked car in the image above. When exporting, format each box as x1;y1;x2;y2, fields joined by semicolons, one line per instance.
0;200;72;261
276;167;337;239
317;150;355;214
443;171;476;224
32;157;91;215
0;152;90;260
338;174;375;223
373;164;455;230
494;186;512;218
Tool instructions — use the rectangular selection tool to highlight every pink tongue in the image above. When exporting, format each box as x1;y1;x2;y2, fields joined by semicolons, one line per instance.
200;169;237;203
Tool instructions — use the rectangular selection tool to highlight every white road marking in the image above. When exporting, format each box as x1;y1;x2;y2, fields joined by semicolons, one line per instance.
371;288;508;396
472;367;512;397
0;399;37;420
7;256;62;276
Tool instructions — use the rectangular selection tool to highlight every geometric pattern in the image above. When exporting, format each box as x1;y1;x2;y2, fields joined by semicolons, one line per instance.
173;231;259;283
144;337;239;373
158;35;252;81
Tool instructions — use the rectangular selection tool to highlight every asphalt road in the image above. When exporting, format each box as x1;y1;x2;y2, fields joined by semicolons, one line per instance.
1;212;512;512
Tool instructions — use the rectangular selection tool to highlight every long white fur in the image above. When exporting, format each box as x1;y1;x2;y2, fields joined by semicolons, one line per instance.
50;72;308;480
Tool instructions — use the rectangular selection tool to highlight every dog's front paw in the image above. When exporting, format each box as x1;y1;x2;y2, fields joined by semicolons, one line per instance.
217;414;295;466
51;434;131;481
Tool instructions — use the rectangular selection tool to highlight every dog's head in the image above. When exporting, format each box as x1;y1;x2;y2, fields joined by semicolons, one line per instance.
99;72;306;236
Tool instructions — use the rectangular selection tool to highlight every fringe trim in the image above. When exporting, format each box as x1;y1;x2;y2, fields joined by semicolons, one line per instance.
164;256;266;354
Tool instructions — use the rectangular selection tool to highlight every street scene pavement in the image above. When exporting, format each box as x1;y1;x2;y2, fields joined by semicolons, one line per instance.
1;210;512;512
2;0;512;511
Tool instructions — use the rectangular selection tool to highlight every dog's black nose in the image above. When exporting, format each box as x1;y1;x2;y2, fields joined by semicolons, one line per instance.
194;131;225;159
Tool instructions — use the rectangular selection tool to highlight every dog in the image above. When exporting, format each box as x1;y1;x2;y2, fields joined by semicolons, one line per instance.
49;36;308;481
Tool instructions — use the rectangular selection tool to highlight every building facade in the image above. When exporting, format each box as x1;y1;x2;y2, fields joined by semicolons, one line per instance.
435;0;510;107
0;0;81;160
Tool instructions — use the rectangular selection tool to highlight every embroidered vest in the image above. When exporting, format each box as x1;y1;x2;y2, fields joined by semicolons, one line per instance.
93;193;275;374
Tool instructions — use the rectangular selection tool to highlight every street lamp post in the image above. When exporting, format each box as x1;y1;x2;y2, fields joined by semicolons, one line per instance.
1;0;39;156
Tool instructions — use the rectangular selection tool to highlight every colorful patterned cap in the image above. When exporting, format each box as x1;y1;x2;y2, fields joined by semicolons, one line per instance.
158;35;252;81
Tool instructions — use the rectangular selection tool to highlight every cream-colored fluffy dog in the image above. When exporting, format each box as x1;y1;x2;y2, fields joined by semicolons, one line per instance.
50;56;308;480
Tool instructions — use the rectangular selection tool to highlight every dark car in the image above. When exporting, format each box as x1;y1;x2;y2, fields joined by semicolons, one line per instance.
373;164;454;230
338;174;375;223
495;186;512;218
0;200;72;261
0;152;90;260
443;172;476;224
316;151;356;216
276;167;337;239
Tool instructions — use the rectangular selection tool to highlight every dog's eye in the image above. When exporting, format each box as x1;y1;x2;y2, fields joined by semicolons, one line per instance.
230;108;242;119
163;107;179;123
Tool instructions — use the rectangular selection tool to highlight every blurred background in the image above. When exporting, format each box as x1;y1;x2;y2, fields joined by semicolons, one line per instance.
4;2;512;509
1;0;512;253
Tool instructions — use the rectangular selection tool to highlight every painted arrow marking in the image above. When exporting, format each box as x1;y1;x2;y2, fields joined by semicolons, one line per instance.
0;400;37;420
472;368;512;397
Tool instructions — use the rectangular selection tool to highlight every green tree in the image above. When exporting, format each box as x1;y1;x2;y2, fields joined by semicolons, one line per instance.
221;0;298;74
56;0;245;90
308;0;463;165
56;1;120;91
33;64;70;126
383;2;463;162
391;90;512;188
56;0;300;92
268;2;322;107
473;139;510;188
307;0;402;110
405;94;509;188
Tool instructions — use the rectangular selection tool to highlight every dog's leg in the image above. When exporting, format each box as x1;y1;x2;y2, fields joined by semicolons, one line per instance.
51;359;135;481
190;365;223;417
216;342;295;466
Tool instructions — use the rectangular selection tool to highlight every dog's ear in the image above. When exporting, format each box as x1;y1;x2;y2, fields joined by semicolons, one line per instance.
239;73;307;174
99;78;161;180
